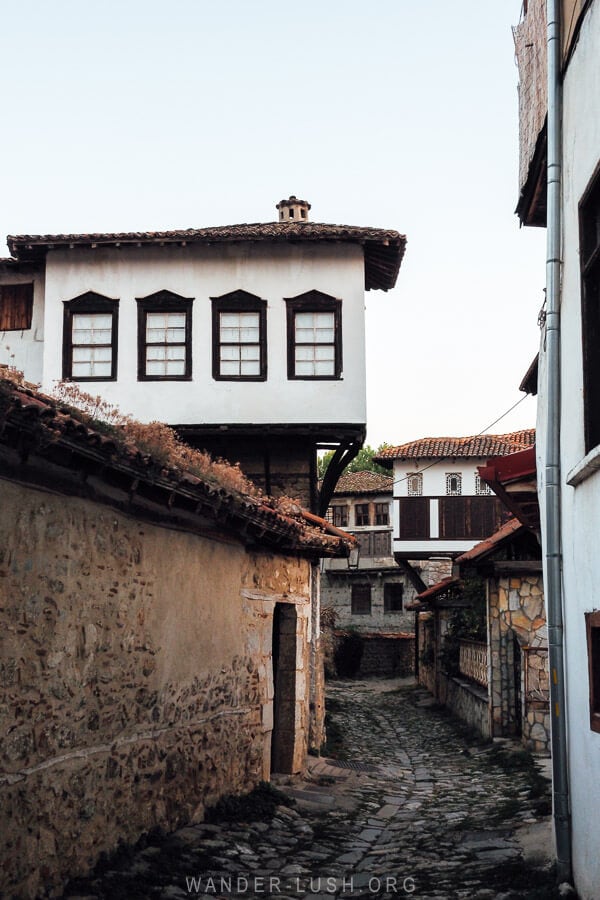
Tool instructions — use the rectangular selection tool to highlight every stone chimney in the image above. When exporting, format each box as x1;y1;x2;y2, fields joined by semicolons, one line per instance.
276;195;311;223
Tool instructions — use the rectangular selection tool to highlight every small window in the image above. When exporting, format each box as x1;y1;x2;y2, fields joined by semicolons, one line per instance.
384;583;403;613
351;584;371;615
63;292;119;381
475;473;492;495
355;503;370;526
285;291;342;380
0;283;34;331
211;291;267;381
446;473;462;496
137;291;193;381
328;505;348;528
407;473;423;496
585;611;600;733
580;163;600;452
375;502;389;526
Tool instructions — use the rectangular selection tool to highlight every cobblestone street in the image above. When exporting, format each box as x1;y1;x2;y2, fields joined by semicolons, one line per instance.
63;679;558;900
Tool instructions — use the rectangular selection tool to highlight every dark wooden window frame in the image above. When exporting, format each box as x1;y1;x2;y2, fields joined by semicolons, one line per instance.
62;291;119;382
398;496;430;540
329;504;348;528
354;530;391;557
137;290;193;382
285;290;342;380
355;503;370;526
375;502;389;526
580;159;600;453
585;610;600;733
211;290;267;382
0;283;34;331
384;582;404;613
351;583;372;616
438;495;504;540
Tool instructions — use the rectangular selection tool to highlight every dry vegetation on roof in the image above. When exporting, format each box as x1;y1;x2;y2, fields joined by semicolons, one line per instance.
52;381;262;497
0;366;264;500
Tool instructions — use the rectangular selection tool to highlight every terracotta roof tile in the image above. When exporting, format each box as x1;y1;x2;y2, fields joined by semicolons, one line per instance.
331;470;393;495
455;518;524;564
7;221;406;292
375;429;535;461
0;376;351;558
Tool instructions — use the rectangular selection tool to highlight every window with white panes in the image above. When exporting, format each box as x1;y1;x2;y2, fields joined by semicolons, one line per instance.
211;291;267;381
219;311;261;377
145;312;187;376
71;314;113;378
137;291;193;381
294;311;336;377
285;291;341;380
62;292;119;382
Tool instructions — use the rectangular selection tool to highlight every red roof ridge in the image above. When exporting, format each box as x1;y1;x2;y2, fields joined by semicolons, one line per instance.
376;429;535;461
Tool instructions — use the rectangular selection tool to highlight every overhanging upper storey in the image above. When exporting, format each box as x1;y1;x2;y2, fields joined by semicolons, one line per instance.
513;0;548;226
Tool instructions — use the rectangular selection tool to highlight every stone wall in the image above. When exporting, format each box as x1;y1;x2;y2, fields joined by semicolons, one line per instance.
321;571;416;633
0;478;312;898
357;635;415;677
439;676;491;739
489;573;550;755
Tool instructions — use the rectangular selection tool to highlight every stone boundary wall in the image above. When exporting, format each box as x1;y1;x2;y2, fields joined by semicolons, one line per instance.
0;478;312;898
489;573;550;754
439;676;491;739
357;635;415;677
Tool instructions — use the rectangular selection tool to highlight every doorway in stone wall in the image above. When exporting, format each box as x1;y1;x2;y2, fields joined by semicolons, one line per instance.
271;602;298;774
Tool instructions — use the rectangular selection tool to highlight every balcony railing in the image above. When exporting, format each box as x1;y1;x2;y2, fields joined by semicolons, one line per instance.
459;639;488;687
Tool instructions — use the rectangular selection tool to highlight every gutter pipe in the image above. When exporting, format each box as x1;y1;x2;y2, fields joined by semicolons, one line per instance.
545;0;572;883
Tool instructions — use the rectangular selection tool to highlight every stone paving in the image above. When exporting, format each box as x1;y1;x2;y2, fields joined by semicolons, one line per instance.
62;678;560;900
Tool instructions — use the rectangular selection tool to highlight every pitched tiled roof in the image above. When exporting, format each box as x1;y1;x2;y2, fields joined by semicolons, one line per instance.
375;429;535;461
7;221;406;292
455;518;524;564
407;576;461;608
0;376;352;558
331;470;393;495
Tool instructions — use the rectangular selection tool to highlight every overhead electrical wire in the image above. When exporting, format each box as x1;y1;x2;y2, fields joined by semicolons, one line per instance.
388;392;531;489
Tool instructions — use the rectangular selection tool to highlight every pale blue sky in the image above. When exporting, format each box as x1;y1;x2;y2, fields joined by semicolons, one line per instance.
1;1;545;446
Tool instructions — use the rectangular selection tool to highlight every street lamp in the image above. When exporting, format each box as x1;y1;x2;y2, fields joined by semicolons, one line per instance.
347;544;361;569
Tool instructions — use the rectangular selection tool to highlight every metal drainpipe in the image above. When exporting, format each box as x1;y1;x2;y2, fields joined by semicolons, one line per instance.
545;0;572;883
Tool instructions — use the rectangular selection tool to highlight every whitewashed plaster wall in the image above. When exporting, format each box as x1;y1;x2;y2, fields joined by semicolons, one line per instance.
40;242;367;426
541;5;600;896
0;269;45;384
392;458;488;497
391;458;491;557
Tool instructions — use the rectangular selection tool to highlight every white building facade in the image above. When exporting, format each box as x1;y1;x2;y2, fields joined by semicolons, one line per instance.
515;3;600;894
0;199;405;513
375;432;535;560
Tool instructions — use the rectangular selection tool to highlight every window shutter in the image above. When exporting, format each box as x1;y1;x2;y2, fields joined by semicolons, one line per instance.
0;284;34;331
399;497;430;539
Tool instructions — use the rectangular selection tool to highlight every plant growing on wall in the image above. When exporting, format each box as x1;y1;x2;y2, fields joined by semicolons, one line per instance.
440;575;487;676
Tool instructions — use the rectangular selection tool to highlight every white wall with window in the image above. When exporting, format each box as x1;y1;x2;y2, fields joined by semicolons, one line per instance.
534;5;600;893
39;242;366;427
390;457;508;558
0;267;45;382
